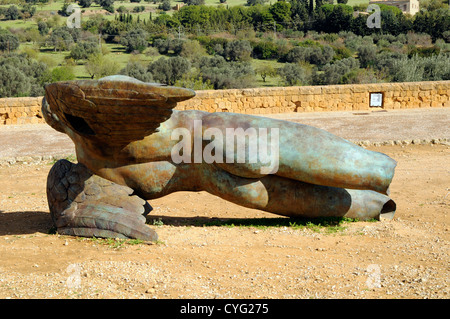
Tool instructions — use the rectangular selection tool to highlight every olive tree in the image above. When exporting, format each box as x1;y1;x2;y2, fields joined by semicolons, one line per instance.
120;28;148;53
85;52;120;79
69;41;100;62
120;61;153;82
148;56;191;85
0;33;20;53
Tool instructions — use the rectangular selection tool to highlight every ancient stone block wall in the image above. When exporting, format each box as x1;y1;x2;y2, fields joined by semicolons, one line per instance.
0;97;44;125
175;81;450;114
0;81;449;125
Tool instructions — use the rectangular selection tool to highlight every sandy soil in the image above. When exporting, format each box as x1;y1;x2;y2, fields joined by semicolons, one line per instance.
0;144;448;299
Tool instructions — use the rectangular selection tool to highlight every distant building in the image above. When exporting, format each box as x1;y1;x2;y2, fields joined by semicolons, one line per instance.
173;3;185;11
369;0;420;15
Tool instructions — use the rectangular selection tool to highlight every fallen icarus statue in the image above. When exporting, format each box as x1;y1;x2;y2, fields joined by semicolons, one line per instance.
43;76;396;242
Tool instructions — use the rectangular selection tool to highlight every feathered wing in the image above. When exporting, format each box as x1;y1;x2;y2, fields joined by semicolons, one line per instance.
47;159;158;242
44;76;195;145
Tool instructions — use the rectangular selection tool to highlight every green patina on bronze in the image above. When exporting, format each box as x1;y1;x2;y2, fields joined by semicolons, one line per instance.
43;75;397;241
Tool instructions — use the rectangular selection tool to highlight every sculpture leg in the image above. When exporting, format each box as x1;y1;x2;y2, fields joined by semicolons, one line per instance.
202;113;396;194
200;165;396;220
46;159;158;241
92;161;395;221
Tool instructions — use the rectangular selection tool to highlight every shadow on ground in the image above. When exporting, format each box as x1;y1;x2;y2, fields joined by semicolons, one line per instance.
145;215;362;229
0;210;366;237
0;211;53;236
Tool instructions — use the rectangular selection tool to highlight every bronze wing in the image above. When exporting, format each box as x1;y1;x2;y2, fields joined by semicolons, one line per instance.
47;159;158;241
43;75;195;145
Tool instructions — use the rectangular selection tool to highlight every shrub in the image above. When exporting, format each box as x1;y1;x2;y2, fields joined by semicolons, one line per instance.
120;28;148;53
21;46;38;59
285;45;334;67
153;38;183;55
390;54;450;82
421;54;450;81
340;67;379;84
120;61;153;82
37;21;49;36
285;46;309;63
357;44;377;68
116;6;127;13
5;5;20;20
0;53;50;97
223;40;252;62
133;5;145;13
201;37;228;55
313;45;334;66
407;46;440;58
313;57;360;85
390;55;424;82
321;33;339;43
443;31;450;43
154;13;180;28
269;0;291;26
198;55;255;89
51;66;75;82
148;56;191;85
373;51;407;75
174;72;214;90
252;41;279;59
343;34;372;52
21;4;37;19
278;63;311;86
406;32;432;47
246;0;267;5
0;32;20;52
57;1;70;17
97;0;114;13
413;8;449;41
69;41;100;61
85;52;120;79
78;0;93;8
255;64;276;82
159;0;171;11
183;0;205;4
0;64;30;97
332;45;353;60
47;27;74;52
179;39;207;60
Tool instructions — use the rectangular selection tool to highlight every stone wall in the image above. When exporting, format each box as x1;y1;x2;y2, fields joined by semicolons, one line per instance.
176;81;450;114
1;81;449;125
0;97;44;125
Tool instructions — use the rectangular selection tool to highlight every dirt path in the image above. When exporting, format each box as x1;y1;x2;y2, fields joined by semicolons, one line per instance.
0;144;448;299
1;108;449;162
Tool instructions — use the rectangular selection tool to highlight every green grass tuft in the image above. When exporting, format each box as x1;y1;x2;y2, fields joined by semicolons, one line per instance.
169;216;362;233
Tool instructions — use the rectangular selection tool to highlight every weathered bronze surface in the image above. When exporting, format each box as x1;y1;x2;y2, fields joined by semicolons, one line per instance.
43;75;397;241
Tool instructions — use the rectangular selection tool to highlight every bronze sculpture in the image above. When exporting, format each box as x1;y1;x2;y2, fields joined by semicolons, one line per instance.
43;76;396;241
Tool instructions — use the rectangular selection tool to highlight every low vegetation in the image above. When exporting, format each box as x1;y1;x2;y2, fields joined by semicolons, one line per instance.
0;0;448;97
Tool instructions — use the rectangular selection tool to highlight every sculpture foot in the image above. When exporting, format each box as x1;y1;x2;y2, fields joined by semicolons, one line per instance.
46;159;158;242
379;199;396;220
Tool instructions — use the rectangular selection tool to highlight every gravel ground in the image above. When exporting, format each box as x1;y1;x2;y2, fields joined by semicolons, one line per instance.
0;107;448;300
0;144;448;299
